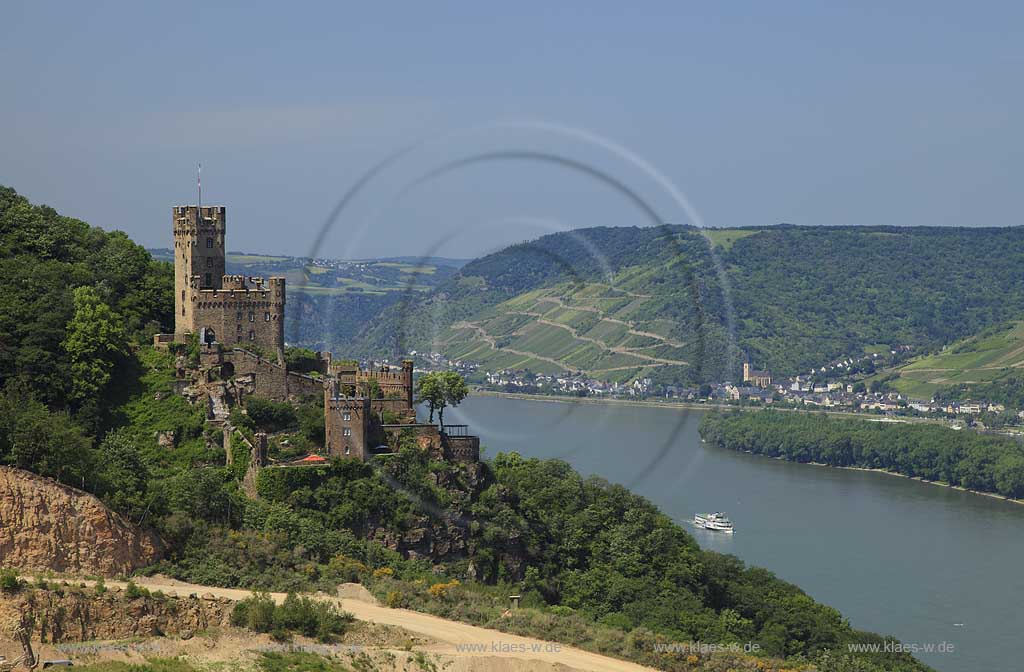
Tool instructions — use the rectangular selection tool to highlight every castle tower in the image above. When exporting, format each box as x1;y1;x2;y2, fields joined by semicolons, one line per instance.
401;359;414;409
743;361;751;383
174;205;226;338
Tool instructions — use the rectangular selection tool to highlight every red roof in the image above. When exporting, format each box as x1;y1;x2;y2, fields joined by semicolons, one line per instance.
295;454;328;464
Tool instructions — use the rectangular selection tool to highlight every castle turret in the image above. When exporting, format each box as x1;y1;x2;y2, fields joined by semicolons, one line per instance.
402;359;414;409
174;205;226;339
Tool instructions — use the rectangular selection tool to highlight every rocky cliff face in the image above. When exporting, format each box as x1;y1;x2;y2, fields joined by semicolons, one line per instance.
0;467;162;576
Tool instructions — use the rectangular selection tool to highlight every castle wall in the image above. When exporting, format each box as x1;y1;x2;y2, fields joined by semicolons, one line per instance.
384;423;442;454
190;276;285;356
223;349;319;401
442;435;481;464
332;360;414;408
371;398;417;423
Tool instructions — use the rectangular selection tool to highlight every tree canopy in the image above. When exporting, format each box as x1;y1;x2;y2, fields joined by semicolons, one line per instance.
416;371;469;426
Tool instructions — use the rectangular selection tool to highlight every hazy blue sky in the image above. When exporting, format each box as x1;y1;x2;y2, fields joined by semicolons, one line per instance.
2;2;1021;259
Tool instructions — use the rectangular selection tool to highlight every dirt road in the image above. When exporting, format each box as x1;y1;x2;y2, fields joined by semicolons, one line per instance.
118;576;657;672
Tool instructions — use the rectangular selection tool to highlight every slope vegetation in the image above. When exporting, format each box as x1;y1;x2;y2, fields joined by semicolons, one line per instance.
353;224;1024;384
880;321;1024;400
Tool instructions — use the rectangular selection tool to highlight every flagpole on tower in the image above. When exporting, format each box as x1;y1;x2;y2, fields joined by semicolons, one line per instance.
197;162;202;212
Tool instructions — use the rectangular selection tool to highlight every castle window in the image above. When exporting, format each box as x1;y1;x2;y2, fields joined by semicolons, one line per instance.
343;428;352;437
248;330;255;341
264;312;270;321
206;238;213;248
181;290;185;301
343;412;351;422
204;272;212;286
206;257;213;267
236;311;242;320
236;324;242;332
248;312;255;322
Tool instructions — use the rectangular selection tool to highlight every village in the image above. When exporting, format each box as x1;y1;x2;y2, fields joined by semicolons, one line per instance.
411;345;1024;431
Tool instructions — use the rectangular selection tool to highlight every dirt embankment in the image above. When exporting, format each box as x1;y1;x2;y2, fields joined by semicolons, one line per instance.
0;585;232;643
0;467;162;576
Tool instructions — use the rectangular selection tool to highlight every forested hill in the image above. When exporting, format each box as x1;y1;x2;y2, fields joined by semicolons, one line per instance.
350;224;1024;382
0;186;172;432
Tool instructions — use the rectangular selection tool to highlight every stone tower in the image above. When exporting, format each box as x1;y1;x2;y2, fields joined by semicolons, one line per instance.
174;205;226;339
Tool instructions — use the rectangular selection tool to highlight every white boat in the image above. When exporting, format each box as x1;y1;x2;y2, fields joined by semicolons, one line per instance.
694;512;734;533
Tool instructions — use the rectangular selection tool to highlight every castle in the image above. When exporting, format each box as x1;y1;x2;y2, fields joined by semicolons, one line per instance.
172;205;286;361
159;203;478;466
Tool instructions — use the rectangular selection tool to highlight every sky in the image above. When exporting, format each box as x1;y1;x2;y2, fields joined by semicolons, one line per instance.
1;2;1021;260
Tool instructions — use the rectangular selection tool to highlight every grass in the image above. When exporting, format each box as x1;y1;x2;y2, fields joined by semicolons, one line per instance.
228;253;291;264
71;661;201;672
701;228;762;250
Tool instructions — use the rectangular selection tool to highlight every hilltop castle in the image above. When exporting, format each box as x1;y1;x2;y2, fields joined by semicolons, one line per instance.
158;203;478;466
172;205;285;361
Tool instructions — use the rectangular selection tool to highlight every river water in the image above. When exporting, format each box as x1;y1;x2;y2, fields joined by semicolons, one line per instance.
439;395;1024;672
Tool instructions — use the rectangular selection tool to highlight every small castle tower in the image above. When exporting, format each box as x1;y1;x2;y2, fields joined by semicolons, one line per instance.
173;205;226;339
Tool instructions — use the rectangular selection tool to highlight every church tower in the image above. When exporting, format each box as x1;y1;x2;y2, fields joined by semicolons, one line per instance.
173;205;226;338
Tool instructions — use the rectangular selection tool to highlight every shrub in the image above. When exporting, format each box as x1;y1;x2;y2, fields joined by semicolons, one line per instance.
372;567;394;579
240;592;277;633
276;593;352;642
228;406;256;432
232;592;352;643
246;398;297;433
0;569;21;593
325;555;368;584
427;579;460;599
125;581;150;599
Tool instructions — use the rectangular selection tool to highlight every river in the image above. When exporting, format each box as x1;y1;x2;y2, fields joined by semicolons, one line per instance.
439;395;1024;672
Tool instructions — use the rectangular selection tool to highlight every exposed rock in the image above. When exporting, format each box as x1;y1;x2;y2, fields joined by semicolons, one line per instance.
0;467;162;576
0;589;231;642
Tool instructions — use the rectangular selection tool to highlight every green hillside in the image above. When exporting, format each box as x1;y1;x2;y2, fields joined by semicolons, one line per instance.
351;224;1024;384
353;226;737;384
877;321;1024;400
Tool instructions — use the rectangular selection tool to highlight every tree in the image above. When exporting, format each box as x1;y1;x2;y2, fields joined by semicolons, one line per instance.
416;372;445;424
62;286;127;407
416;371;469;427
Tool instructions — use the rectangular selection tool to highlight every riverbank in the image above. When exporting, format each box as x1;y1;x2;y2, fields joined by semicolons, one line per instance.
803;460;1024;506
472;389;933;423
699;409;1024;507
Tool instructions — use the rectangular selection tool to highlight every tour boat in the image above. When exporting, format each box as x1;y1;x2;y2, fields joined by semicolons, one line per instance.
693;512;735;533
